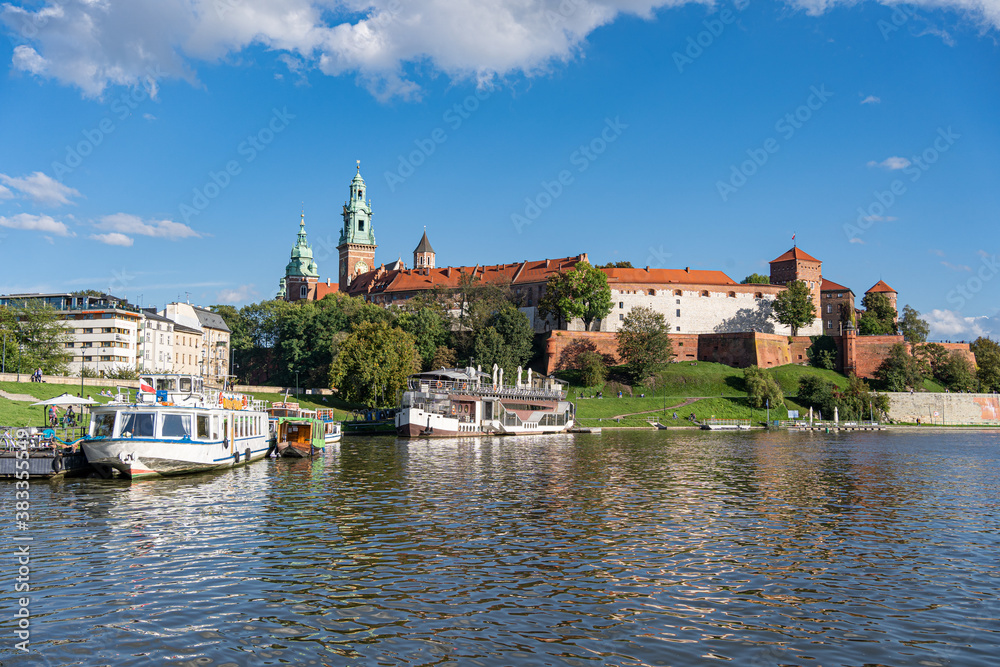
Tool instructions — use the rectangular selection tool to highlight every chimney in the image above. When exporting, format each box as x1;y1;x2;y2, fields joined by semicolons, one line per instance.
685;267;690;273
645;266;650;271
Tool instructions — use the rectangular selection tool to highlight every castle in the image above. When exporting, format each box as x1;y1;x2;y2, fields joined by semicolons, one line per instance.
276;164;952;376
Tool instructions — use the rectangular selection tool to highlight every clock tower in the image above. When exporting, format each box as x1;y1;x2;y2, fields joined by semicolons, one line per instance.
338;161;377;291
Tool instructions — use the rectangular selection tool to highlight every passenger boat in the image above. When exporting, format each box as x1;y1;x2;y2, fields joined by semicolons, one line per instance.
274;416;326;457
81;374;270;479
0;429;91;479
395;366;575;437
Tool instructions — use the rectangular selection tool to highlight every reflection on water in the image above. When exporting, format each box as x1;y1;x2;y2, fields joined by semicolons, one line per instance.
2;430;999;666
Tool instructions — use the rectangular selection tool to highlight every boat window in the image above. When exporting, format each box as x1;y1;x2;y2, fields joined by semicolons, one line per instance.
156;378;177;391
197;415;212;440
119;413;155;438
92;413;115;438
179;377;192;392
161;414;193;438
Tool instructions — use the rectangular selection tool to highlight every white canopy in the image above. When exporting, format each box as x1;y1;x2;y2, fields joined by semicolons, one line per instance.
31;393;100;407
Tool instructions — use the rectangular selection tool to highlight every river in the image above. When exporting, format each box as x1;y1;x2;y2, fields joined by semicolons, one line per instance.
2;429;998;666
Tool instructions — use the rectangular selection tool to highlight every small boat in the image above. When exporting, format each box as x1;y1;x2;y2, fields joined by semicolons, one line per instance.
316;409;342;443
275;416;325;457
81;374;270;479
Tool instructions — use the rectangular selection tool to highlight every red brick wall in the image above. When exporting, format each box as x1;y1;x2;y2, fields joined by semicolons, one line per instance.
852;335;905;378
544;331;620;373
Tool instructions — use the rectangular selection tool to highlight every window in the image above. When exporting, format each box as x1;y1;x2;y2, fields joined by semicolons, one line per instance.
359;220;365;231
676;326;681;332
300;285;308;298
701;290;709;297
838;293;843;298
754;292;763;299
180;377;192;392
619;314;624;321
676;309;681;317
828;320;833;329
648;289;655;296
619;302;624;308
827;305;832;313
65;342;75;348
728;291;736;298
674;289;682;296
161;414;192;438
92;414;116;438
119;413;155;438
197;415;212;440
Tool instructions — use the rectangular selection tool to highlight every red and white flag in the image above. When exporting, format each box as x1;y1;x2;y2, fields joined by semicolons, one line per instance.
140;379;155;393
792;233;796;241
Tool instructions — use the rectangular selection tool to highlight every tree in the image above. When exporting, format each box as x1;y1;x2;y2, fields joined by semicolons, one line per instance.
4;303;72;375
329;321;419;407
839;375;890;421
472;303;533;377
396;306;449;370
971;337;1000;392
595;261;634;268
859;292;896;335
743;365;783;409
578;351;608;387
429;345;457;370
874;343;923;391
938;351;978;392
771;280;816;336
808;335;838;370
740;273;770;284
798;375;838;418
913;343;948;381
898;305;929;343
616;306;672;384
210;304;250;351
538;261;612;331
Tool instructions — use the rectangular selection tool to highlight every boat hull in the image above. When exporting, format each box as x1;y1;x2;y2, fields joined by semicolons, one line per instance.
82;437;270;478
276;441;321;458
395;408;573;438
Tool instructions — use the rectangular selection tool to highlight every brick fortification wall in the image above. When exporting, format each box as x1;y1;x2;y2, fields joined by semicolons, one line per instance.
542;331;974;377
888;392;1000;425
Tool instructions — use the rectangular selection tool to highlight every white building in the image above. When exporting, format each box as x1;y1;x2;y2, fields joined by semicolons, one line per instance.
138;310;176;373
160;302;231;385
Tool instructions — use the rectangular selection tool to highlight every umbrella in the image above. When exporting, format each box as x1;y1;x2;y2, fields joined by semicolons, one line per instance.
31;393;99;406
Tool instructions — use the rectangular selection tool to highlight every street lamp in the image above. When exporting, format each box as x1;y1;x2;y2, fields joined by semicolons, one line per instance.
296;371;300;398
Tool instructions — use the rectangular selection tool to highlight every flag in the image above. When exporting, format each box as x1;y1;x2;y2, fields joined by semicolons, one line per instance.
140;379;155;393
792;233;796;241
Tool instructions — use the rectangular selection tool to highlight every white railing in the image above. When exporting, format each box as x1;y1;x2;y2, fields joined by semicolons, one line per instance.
408;378;565;400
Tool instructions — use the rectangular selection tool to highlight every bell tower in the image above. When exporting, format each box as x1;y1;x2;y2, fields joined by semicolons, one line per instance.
283;211;320;301
338;161;377;291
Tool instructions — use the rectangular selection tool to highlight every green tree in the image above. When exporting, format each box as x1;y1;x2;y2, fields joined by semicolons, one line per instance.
210;304;250;351
5;303;72;375
874;343;923;391
859;292;896;335
913;343;948;381
578;351;608;387
740;273;770;284
771;280;816;336
616;306;673;384
898;305;929;343
473;303;533;377
429;345;457;371
329;321;419;407
797;375;839;418
808;335;838;370
743;365;784;409
538;261;613;331
938;351;978;392
838;375;890;421
595;261;634;268
396;306;449;370
971;337;1000;392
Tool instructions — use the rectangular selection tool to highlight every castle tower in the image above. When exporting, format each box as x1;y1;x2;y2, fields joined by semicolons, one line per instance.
413;229;435;269
283;212;320;301
769;245;822;333
865;280;898;314
338;161;377;290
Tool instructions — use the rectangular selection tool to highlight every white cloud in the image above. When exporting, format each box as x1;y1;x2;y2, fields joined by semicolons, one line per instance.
94;213;201;240
849;237;865;244
0;213;74;236
926;309;1000;340
867;157;912;170
90;232;135;247
941;260;972;272
860;95;880;104
0;184;13;199
0;171;81;206
217;284;259;304
4;0;999;100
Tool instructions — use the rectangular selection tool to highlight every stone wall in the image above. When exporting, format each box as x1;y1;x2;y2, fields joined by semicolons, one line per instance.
852;335;905;379
887;392;1000;425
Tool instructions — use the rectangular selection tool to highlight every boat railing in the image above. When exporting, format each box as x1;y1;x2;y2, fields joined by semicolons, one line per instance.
407;378;565;400
702;418;752;426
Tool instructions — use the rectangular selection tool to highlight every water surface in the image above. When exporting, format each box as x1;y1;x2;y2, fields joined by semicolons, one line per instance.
2;429;998;666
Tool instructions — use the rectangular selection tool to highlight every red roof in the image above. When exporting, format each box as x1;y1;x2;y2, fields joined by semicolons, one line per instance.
770;247;821;264
820;278;852;293
345;255;588;296
866;280;897;294
601;267;736;286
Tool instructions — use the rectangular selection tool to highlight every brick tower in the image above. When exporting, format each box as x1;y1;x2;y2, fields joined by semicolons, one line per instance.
338;161;377;291
769;245;823;334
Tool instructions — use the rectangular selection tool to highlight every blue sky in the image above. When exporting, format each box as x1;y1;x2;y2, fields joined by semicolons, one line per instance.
1;0;998;341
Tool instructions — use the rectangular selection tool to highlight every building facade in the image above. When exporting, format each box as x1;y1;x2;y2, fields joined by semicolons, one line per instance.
819;279;856;336
160;302;231;384
338;163;377;291
138;309;175;373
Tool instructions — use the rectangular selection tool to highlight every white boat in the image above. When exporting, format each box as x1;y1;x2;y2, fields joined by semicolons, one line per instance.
81;374;270;479
395;367;575;437
316;410;342;443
